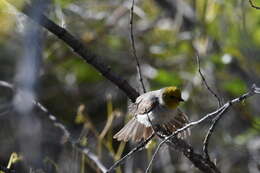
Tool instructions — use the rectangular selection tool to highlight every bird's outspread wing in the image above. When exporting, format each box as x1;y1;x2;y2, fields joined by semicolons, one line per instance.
129;92;159;116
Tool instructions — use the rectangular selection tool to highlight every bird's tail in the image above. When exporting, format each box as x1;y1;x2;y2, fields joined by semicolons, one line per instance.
113;118;153;142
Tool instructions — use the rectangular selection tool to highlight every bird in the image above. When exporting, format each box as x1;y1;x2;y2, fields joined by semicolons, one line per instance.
113;86;189;142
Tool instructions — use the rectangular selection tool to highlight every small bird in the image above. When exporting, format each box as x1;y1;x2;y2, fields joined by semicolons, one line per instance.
113;86;189;142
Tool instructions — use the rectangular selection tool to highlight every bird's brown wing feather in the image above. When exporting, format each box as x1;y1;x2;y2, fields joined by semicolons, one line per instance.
162;108;190;138
129;96;159;116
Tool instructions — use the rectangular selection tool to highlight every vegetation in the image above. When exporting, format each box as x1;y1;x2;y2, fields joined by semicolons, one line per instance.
0;0;260;172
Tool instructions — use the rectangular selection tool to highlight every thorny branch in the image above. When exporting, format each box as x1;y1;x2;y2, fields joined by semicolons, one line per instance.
0;80;108;173
196;54;222;160
130;0;146;93
146;84;260;173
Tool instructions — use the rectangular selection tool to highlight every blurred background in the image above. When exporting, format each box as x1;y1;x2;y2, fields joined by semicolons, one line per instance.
0;0;260;172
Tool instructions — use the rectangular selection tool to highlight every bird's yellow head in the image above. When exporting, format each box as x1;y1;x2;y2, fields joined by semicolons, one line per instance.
162;86;184;109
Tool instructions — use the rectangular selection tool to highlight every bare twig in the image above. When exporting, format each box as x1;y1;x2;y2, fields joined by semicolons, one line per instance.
165;138;220;173
8;2;139;102
130;0;146;93
202;112;223;160
196;54;222;160
196;55;222;107
107;133;155;173
146;84;260;173
0;80;108;173
0;81;70;140
249;0;260;9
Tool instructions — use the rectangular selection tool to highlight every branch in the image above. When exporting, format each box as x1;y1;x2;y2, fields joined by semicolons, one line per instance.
168;139;220;173
130;0;146;93
249;0;260;9
146;84;260;173
15;3;139;102
0;80;108;173
107;134;154;173
195;54;222;160
196;55;222;107
202;112;223;160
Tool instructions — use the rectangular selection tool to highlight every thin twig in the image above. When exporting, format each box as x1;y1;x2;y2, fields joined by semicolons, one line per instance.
0;80;108;173
130;0;146;93
196;55;222;107
0;81;70;140
196;54;222;159
202;112;223;160
146;84;260;173
107;133;155;173
248;0;260;9
165;138;220;173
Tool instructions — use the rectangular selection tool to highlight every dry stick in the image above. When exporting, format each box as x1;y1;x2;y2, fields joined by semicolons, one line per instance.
20;3;139;102
196;55;222;160
196;55;222;107
202;112;223;160
248;0;260;9
107;133;155;173
130;0;146;93
146;84;260;173
0;80;108;173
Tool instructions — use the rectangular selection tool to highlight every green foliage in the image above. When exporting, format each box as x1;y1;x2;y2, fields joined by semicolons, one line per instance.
153;69;181;87
222;78;247;96
58;59;102;83
1;0;260;172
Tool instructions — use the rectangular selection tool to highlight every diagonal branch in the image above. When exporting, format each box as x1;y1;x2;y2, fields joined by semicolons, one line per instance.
14;3;139;102
0;80;108;173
